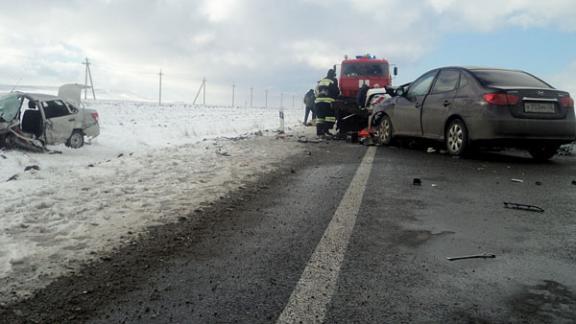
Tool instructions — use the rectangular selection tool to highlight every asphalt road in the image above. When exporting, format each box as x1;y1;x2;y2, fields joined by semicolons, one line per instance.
1;140;576;324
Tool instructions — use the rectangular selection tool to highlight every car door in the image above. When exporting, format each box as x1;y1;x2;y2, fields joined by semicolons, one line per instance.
42;99;75;145
421;69;461;139
393;70;437;136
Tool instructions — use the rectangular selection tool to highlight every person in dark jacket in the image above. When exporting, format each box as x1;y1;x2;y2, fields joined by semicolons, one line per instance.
356;83;370;108
303;89;316;125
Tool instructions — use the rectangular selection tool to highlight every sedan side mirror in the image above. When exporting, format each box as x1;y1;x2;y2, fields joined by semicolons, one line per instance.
393;66;398;76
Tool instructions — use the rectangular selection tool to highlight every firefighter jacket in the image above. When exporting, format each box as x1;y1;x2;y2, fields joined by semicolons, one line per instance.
315;78;340;99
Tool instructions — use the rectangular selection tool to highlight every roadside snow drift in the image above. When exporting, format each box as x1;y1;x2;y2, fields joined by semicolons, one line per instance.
0;100;308;303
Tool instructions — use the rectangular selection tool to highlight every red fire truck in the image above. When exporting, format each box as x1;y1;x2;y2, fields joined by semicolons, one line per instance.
333;54;397;141
338;54;395;99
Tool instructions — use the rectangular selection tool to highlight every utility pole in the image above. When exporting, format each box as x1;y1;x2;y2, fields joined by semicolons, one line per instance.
265;89;268;109
158;70;163;106
232;83;236;107
193;77;207;105
203;77;206;105
250;87;253;108
82;57;96;100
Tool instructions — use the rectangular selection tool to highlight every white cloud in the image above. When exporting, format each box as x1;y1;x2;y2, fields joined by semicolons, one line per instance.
0;0;575;104
200;0;242;23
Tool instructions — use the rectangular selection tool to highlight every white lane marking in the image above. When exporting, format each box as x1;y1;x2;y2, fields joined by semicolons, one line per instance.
276;146;377;324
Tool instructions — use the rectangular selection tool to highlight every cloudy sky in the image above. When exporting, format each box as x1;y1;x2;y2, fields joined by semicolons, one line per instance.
1;0;576;106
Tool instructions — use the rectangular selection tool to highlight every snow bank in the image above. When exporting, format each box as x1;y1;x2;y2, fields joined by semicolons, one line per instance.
0;100;309;303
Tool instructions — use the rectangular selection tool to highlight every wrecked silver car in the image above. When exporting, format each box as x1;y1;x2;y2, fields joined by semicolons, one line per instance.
0;86;99;151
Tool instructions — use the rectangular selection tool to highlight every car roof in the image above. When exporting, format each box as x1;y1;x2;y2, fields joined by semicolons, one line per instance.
14;92;62;101
439;66;526;73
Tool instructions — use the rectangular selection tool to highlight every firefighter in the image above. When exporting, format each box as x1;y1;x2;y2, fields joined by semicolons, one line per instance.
315;69;340;136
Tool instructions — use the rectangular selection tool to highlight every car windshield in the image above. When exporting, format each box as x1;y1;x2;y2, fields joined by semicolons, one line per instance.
342;63;389;77
472;70;552;88
0;94;22;122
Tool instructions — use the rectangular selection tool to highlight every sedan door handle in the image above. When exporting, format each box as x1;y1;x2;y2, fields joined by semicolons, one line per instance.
68;118;76;121
443;100;451;107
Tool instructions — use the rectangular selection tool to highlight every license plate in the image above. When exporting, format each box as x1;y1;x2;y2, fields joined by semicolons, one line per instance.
524;102;556;113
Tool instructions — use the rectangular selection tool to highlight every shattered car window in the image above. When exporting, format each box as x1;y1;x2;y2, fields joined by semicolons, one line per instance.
43;100;71;119
0;94;22;122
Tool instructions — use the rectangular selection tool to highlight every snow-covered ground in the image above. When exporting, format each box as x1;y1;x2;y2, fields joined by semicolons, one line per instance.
0;100;310;303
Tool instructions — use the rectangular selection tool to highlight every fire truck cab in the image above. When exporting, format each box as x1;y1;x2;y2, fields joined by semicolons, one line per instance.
338;54;395;99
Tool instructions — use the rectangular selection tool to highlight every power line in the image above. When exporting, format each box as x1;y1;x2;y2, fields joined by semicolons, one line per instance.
82;57;96;100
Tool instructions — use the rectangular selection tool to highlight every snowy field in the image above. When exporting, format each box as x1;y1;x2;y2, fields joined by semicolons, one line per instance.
0;100;310;303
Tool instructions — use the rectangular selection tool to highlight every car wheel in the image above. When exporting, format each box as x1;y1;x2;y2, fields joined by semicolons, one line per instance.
1;134;14;149
445;119;468;156
66;130;84;149
528;144;559;161
377;115;394;146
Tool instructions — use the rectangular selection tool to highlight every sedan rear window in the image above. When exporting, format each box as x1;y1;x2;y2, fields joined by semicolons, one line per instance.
472;70;552;88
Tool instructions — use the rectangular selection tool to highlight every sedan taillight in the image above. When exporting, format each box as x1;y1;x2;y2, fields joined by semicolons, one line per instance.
91;112;99;122
483;93;520;106
559;96;574;108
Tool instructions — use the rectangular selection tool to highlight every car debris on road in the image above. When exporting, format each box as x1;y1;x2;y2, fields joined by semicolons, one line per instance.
446;253;496;261
503;202;545;213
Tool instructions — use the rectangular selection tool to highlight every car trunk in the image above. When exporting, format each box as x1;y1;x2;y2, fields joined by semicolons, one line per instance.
492;87;571;120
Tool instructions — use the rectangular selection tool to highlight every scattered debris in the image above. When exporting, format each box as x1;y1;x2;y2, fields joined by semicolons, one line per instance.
0;154;6;159
511;178;524;183
117;153;124;158
253;130;263;136
7;174;18;182
361;137;375;146
447;253;496;261
87;164;95;168
558;144;573;156
48;150;62;155
297;137;322;144
572;180;576;186
426;147;437;153
413;178;422;186
215;149;231;157
24;165;40;172
504;202;544;213
305;151;312;156
535;181;542;186
431;184;438;187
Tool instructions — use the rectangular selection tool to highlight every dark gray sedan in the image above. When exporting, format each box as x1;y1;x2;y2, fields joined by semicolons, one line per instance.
372;67;576;160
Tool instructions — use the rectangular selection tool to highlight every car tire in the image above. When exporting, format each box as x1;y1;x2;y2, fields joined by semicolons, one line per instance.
376;115;394;146
445;119;468;156
1;134;15;149
66;130;84;149
528;144;559;161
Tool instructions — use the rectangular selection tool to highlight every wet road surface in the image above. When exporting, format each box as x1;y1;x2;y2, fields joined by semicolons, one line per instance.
1;141;576;323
